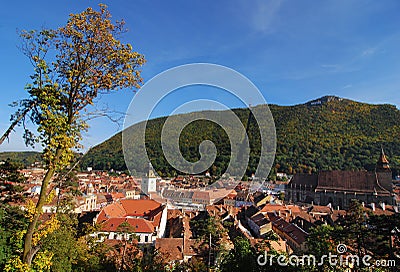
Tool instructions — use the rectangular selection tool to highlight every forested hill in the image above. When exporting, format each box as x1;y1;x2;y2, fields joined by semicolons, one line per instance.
0;152;42;167
78;96;400;178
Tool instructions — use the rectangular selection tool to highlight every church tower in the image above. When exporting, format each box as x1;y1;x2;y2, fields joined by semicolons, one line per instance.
376;147;393;193
376;147;391;172
141;163;157;195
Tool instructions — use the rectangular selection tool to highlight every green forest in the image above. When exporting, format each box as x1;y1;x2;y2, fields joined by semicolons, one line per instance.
0;152;42;168
78;96;400;179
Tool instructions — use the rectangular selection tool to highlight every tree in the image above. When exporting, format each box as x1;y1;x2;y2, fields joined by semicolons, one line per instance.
341;200;368;257
114;221;137;272
219;237;298;272
7;4;145;266
0;159;26;203
39;213;81;272
0;204;29;270
190;214;228;268
305;224;344;271
367;214;400;259
172;257;207;272
220;237;260;272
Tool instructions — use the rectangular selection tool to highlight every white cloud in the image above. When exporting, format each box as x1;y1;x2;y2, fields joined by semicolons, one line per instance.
361;47;377;57
251;0;284;34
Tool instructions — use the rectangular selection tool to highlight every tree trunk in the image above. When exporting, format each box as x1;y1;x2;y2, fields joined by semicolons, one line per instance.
22;165;55;264
22;146;64;265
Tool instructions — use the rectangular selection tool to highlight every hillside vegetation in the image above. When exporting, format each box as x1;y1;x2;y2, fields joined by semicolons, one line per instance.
5;96;400;179
0;152;42;167
80;96;400;178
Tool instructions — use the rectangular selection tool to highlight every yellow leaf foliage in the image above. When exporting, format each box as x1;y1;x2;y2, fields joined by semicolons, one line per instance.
32;215;60;246
24;199;39;222
4;256;32;272
32;250;54;272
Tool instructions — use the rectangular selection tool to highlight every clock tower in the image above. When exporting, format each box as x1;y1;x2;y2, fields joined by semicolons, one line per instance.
141;163;157;195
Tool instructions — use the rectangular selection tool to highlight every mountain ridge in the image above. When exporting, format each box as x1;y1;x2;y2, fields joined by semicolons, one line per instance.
2;96;399;178
78;96;400;178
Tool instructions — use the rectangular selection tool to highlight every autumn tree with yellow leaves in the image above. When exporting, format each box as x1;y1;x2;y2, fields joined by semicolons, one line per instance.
5;4;145;267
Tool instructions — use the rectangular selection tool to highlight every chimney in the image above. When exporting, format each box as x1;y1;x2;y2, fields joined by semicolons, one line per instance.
394;206;399;213
371;203;375;212
362;202;365;207
278;210;281;216
381;202;386;211
337;206;340;211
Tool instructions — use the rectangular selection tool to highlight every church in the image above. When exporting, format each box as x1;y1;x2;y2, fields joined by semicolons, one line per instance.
285;149;396;209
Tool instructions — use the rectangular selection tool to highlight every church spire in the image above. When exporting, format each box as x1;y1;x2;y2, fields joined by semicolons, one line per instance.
376;147;390;172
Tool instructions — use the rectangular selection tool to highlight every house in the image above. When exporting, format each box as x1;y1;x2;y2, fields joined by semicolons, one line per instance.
223;190;237;206
267;212;308;252
162;189;194;204
125;189;140;199
93;199;167;244
74;194;97;213
247;213;272;238
259;204;302;220
290;205;335;233
192;191;211;205
99;217;155;243
155;238;200;263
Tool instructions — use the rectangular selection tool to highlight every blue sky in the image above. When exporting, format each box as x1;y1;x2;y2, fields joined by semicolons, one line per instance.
1;0;399;151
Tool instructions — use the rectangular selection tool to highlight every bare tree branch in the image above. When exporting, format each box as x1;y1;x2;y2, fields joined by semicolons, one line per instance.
0;101;36;146
82;107;127;129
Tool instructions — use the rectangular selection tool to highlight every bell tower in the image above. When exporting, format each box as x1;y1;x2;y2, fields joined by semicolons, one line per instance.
376;147;392;193
141;163;157;195
376;147;391;171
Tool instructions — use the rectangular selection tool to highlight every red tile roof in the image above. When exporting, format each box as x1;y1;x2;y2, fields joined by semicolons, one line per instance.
97;202;126;222
267;212;308;246
155;238;183;261
120;199;161;217
110;192;125;200
309;205;333;214
97;199;162;222
260;204;301;216
192;191;210;200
